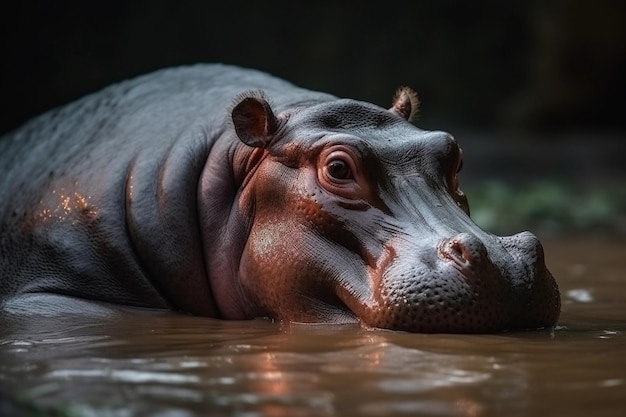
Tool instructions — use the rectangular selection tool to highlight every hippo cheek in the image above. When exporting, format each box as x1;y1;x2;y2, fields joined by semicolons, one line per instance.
238;219;361;324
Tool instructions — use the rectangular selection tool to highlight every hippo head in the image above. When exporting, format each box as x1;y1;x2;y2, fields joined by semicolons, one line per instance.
220;88;560;333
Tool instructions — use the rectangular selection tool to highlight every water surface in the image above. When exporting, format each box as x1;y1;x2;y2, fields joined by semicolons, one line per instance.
1;238;624;416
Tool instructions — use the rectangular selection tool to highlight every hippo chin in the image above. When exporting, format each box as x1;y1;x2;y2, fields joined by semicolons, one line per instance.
0;64;560;333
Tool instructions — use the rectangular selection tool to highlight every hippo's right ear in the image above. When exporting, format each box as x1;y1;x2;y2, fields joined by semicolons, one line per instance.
231;94;279;149
390;86;420;122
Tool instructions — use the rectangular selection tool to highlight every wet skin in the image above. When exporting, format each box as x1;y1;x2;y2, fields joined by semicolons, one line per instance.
0;64;560;333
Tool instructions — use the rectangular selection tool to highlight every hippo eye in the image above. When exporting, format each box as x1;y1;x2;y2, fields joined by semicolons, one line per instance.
318;147;364;198
326;158;353;180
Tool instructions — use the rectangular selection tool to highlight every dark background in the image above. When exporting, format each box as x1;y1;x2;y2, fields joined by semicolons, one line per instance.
2;0;625;134
1;0;625;233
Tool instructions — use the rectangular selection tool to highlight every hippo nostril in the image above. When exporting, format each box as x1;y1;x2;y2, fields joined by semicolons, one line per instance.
438;233;487;266
499;231;542;266
452;240;472;263
439;240;468;265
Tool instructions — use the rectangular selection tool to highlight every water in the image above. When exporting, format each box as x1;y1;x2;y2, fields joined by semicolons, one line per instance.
1;238;624;417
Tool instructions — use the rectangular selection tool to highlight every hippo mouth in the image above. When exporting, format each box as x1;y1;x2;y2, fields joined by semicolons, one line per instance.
335;231;560;333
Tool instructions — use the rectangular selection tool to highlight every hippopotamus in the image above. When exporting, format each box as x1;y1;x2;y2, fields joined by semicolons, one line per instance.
0;64;560;333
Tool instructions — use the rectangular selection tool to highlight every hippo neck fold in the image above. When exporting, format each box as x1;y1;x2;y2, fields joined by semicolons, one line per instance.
195;132;266;319
125;124;224;317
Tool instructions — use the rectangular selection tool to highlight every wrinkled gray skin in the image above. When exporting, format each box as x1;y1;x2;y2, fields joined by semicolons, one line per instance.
0;64;560;333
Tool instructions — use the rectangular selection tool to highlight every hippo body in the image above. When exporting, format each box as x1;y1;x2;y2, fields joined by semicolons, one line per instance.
0;64;560;332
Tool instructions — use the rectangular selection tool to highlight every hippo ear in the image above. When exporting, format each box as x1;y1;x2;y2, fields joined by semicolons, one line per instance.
389;86;420;122
231;94;279;149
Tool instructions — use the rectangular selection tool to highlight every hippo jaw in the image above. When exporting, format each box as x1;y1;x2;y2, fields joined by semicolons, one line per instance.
225;93;560;333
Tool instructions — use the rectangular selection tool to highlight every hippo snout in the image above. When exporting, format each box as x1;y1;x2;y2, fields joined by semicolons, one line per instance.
351;231;560;333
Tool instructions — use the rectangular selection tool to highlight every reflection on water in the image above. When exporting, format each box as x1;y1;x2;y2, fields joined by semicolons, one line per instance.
1;238;625;417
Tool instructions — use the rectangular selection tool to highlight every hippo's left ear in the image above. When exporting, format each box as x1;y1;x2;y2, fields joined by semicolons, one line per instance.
232;94;279;149
389;86;420;122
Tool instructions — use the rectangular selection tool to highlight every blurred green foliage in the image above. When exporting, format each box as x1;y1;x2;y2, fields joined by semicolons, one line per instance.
0;392;78;417
465;180;626;236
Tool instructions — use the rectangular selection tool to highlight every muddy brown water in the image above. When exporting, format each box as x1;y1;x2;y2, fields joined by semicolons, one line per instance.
0;238;625;417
